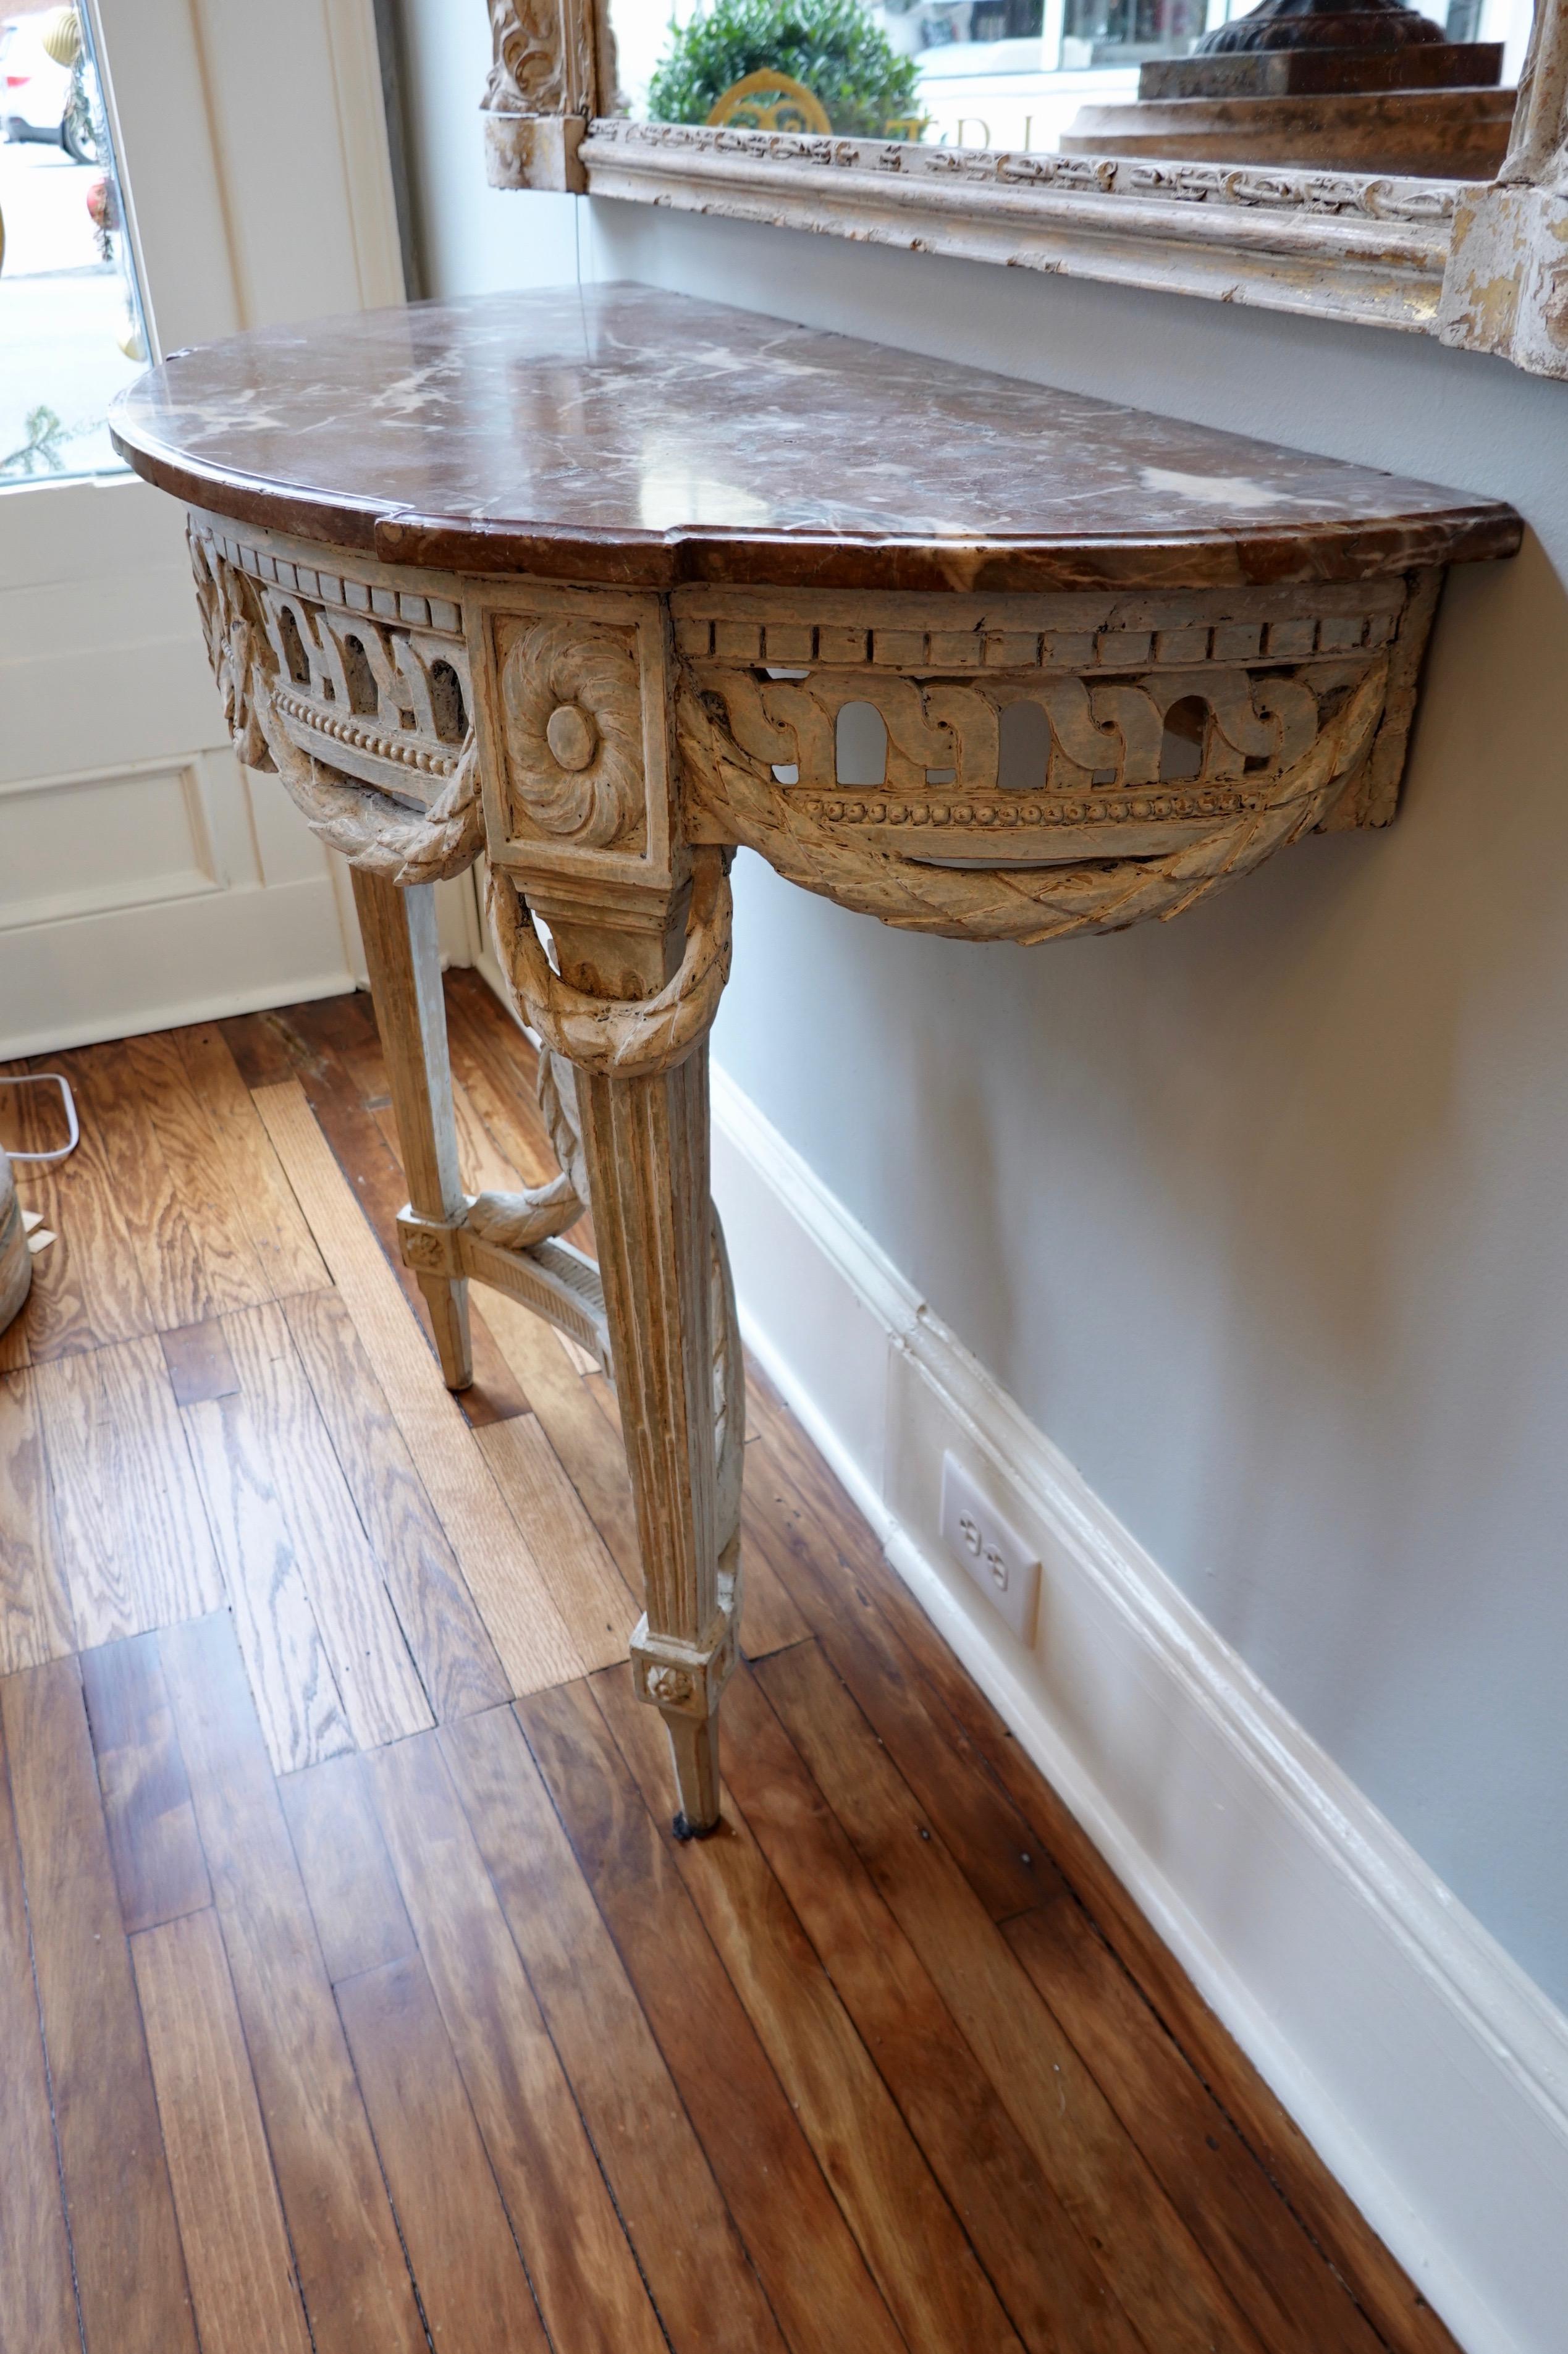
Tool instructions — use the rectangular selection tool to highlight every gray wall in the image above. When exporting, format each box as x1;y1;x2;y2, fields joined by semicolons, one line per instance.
388;12;1568;2013
594;209;1568;2016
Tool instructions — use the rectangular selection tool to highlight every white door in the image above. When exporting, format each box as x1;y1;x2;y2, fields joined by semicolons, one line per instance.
0;0;467;1059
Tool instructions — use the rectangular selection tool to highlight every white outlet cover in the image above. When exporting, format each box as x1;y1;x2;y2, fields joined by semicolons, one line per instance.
939;1453;1042;1647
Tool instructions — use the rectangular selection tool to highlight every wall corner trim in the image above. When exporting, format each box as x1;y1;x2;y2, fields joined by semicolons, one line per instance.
710;1058;1568;2354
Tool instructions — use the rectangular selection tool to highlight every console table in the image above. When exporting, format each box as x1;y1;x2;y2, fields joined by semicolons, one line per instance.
110;284;1520;1835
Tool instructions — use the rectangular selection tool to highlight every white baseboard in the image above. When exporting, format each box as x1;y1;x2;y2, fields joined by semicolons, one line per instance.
710;1061;1568;2354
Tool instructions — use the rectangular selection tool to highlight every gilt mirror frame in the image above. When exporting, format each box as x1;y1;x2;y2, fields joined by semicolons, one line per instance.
480;0;1568;378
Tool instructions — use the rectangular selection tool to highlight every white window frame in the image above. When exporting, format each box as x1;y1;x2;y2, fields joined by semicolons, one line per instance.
478;0;1568;378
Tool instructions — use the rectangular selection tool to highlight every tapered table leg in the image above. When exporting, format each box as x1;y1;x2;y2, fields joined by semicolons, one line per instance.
351;867;473;1391
543;882;736;1836
578;1035;734;1833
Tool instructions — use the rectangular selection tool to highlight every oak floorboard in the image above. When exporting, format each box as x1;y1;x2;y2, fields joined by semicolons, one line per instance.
337;1953;553;2354
476;1411;636;1671
180;1382;353;1776
279;1751;416;1987
595;1657;1025;2354
398;1034;633;1599
1004;1905;1385;2354
219;1304;432;1747
133;1909;314;2354
121;1033;274;1318
159;1612;426;2354
7;994;1438;2354
744;1372;1464;2354
8;1055;156;1362
0;1367;75;1673
519;1676;908;2354
0;1706;79;2354
734;1473;814;1660
254;1079;583;1692
481;1285;644;1592
369;1728;667;2354
159;1319;240;1408
35;1335;222;1647
65;1042;217;1333
760;1639;1265;2354
216;1006;320;1092
1;1656;197;2354
282;1008;529;1430
173;1022;330;1301
285;988;388;1109
80;1633;211;1934
721;1662;1145;2354
743;1415;1055;1923
444;1702;790;2354
283;1286;509;1721
441;969;558;1186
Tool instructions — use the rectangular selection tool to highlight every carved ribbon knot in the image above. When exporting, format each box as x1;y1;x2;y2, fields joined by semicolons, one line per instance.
487;847;733;1079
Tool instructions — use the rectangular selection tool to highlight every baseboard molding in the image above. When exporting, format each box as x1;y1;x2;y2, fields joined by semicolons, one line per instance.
710;1060;1568;2354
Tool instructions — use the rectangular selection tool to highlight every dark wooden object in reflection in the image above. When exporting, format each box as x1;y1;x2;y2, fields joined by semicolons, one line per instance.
1073;0;1510;177
1063;86;1515;175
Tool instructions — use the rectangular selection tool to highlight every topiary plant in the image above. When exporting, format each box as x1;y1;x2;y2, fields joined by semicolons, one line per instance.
647;0;921;140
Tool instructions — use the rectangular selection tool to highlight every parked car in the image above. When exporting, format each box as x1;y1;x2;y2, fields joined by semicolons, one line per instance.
1;11;92;160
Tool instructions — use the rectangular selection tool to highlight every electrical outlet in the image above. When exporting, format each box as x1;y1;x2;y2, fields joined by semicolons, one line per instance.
940;1453;1041;1645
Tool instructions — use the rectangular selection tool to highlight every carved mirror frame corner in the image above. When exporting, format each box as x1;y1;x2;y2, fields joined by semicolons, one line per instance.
479;0;1568;378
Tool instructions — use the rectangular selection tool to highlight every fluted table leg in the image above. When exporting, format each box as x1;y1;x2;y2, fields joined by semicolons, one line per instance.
352;868;474;1392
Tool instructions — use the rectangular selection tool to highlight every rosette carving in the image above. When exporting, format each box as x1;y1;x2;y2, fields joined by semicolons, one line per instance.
500;617;644;849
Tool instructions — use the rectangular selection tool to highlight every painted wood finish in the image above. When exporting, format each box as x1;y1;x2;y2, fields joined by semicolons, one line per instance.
107;287;1515;1826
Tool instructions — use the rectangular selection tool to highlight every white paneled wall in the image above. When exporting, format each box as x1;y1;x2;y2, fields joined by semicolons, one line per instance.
4;0;416;1064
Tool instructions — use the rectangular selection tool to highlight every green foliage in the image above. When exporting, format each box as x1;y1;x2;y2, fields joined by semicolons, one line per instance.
0;407;69;479
647;0;921;140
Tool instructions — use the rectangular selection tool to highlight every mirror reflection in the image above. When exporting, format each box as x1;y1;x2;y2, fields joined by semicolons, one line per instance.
606;0;1530;178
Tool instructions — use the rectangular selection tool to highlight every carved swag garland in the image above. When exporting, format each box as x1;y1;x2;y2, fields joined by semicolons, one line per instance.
192;524;1406;977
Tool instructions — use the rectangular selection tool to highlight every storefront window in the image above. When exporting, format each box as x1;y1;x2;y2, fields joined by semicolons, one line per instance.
608;0;1463;157
0;4;149;482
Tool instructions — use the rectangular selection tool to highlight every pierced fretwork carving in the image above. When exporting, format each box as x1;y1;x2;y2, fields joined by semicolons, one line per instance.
675;581;1433;943
187;525;484;886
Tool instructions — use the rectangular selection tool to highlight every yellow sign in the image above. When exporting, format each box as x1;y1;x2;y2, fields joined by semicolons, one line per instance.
707;72;832;135
40;8;83;69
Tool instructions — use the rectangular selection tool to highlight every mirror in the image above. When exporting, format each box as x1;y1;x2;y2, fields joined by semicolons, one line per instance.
602;0;1530;179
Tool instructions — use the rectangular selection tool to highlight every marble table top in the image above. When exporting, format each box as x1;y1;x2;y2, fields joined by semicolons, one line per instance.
111;283;1520;593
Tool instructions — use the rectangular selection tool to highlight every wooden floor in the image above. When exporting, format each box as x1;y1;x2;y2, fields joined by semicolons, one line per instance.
0;973;1457;2354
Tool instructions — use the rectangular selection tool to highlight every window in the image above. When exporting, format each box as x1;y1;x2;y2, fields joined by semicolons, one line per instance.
0;4;149;481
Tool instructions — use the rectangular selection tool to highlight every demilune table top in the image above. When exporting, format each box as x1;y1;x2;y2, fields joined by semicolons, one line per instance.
110;283;1521;593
